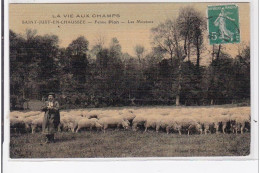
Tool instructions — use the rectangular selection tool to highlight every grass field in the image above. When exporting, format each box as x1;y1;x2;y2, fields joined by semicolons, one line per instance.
10;130;250;158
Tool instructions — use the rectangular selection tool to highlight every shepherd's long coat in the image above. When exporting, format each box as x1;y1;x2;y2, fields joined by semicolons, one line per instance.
42;101;60;135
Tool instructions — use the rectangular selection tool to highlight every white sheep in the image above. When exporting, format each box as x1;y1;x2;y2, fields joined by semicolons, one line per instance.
144;118;158;132
31;115;44;133
230;113;250;134
22;116;35;132
143;114;165;132
70;116;85;132
120;112;136;126
10;116;25;133
75;118;102;132
173;116;202;135
56;111;81;132
98;116;130;133
194;116;215;135
132;116;147;131
155;117;181;134
213;114;231;134
58;113;75;132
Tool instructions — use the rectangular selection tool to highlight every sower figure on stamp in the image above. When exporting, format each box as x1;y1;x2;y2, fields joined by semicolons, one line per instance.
41;93;60;143
214;7;235;41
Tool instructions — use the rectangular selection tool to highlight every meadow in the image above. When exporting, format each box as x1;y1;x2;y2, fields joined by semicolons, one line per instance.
10;130;250;158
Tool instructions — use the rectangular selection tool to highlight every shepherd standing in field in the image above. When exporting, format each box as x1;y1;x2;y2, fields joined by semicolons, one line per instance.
41;93;60;143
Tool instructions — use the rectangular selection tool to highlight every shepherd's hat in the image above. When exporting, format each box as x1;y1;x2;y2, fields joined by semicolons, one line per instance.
47;92;56;98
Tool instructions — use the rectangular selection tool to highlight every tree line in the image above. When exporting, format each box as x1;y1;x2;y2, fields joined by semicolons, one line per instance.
10;7;250;110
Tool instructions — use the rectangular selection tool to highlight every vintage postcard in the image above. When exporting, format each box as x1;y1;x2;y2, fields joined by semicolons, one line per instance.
6;2;256;160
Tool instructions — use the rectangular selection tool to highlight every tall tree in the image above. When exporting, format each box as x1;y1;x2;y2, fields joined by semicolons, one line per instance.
66;36;89;84
177;6;206;67
67;36;89;56
109;37;122;57
151;19;186;106
233;45;250;101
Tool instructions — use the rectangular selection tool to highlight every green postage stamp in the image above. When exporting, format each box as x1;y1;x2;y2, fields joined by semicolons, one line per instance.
208;4;240;45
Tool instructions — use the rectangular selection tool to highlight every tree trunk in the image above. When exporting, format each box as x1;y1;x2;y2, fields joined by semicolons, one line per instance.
216;44;221;60
212;44;215;61
196;37;200;68
176;80;181;106
128;90;131;100
170;51;174;66
26;101;29;109
173;32;183;107
184;36;187;56
22;88;25;99
176;95;180;106
187;41;190;61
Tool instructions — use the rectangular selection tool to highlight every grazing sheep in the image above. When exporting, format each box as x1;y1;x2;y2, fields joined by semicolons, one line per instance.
195;116;215;135
22;116;40;132
121;112;136;126
9;106;251;135
214;115;231;134
19;112;43;133
156;117;182;135
144;114;164;132
204;122;216;134
58;113;66;132
132;116;147;131
58;118;70;132
174;116;202;135
144;118;158;132
75;118;102;133
31;116;43;133
230;114;250;134
58;112;76;132
155;119;168;132
69;116;86;132
98;116;130;133
56;112;82;132
10;116;25;133
10;111;40;133
166;122;182;135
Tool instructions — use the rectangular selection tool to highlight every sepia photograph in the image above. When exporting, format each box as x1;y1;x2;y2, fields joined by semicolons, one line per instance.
8;2;252;158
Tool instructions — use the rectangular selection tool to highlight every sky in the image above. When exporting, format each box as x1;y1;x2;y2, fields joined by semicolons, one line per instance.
9;3;250;65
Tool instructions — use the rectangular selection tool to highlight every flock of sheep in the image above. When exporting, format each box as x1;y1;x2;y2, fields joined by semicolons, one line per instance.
10;107;250;135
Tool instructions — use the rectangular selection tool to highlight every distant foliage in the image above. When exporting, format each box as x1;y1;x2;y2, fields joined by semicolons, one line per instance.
10;7;250;110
